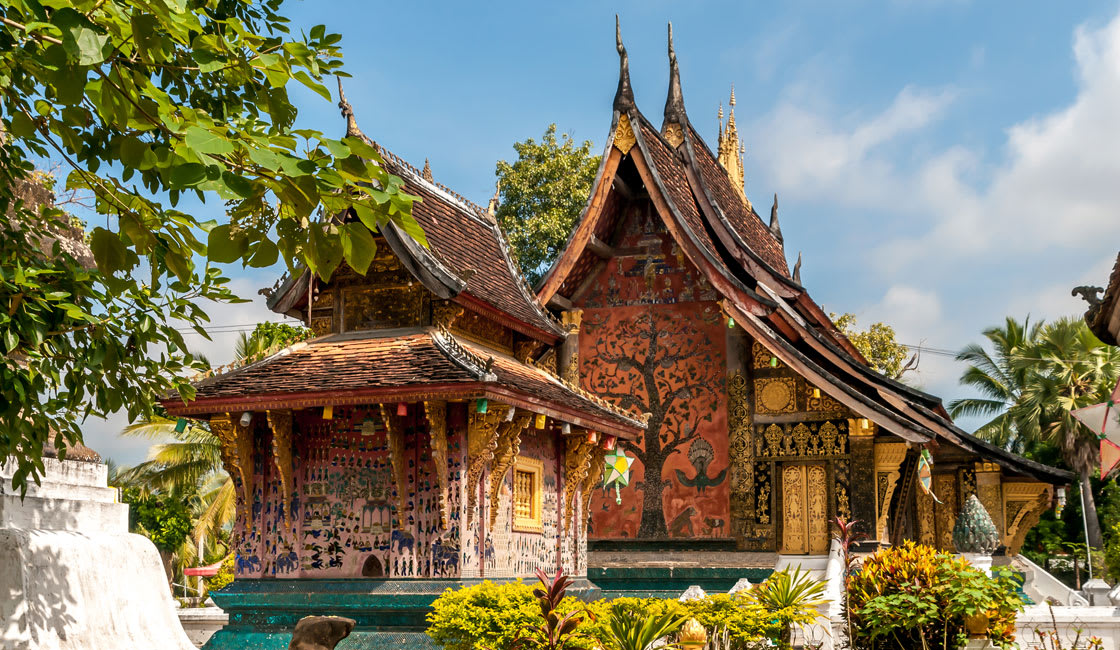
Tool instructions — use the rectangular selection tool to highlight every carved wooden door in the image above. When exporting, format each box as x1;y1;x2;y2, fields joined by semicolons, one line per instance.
781;464;829;555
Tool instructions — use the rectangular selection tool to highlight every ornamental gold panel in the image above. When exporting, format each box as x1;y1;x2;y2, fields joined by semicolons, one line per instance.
425;401;450;530
466;402;509;524
754;420;849;458
614;114;636;155
752;341;782;369
344;284;426;330
728;372;755;535
755;377;798;414
489;411;532;527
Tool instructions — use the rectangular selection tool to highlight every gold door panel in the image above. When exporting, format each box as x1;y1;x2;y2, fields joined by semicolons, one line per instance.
781;464;829;555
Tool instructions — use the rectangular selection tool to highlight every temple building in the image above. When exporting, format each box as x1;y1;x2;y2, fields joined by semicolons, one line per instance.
536;22;1071;594
160;84;645;648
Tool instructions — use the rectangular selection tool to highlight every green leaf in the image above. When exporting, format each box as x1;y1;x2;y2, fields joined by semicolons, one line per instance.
341;222;377;275
89;228;129;274
170;163;207;188
53;8;110;65
246;238;279;268
4;330;19;353
221;171;255;199
206;224;248;264
184;126;235;156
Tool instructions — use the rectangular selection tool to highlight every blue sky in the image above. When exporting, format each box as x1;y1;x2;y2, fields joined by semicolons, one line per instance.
85;0;1120;463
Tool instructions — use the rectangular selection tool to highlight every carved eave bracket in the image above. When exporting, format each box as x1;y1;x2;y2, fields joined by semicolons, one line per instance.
380;404;409;529
873;442;907;541
266;409;294;524
211;413;254;509
425;401;450;530
488;410;532;527
580;444;607;530
1002;482;1052;554
563;436;597;534
467;401;510;524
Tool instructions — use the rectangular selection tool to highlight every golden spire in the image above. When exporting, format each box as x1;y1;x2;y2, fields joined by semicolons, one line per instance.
422;158;433;182
717;85;748;207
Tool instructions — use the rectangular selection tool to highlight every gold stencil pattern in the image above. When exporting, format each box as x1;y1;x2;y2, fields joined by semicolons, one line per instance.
756;377;797;414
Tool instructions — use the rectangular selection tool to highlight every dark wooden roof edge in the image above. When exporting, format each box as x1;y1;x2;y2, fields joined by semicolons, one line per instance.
678;123;797;290
161;382;643;440
678;124;801;297
613;16;636;114
381;220;467;299
746;291;1072;484
1084;252;1120;346
726;302;934;443
760;283;943;411
628;111;778;311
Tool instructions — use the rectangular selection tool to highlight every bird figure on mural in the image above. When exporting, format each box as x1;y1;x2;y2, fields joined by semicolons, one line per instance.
674;437;728;493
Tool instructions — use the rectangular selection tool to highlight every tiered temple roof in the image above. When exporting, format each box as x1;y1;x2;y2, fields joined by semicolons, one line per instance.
539;20;1069;484
163;83;645;440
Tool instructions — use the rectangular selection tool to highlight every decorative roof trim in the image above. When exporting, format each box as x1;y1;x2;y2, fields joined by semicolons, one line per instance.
431;325;496;381
613;16;636;114
663;22;686;128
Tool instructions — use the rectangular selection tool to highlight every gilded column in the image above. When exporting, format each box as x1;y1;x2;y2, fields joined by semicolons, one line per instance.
380;404;409;529
558;310;583;386
563;436;596;534
728;371;755;539
425;401;450;530
873;442;907;542
974;462;1004;537
266;409;294;524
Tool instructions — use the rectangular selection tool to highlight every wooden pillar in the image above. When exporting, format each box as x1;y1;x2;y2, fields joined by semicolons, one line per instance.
489;410;532;526
211;413;254;510
558;310;583;386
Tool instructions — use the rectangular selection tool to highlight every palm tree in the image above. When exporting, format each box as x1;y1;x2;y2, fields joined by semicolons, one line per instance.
1007;318;1120;548
948;316;1043;452
116;414;235;554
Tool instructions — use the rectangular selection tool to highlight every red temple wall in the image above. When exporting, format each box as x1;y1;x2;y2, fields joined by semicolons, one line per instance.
577;204;731;539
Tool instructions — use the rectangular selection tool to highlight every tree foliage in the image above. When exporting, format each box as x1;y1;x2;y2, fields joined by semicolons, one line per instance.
234;320;311;359
0;0;421;491
952;316;1120;549
831;313;914;379
495;124;600;286
123;485;193;553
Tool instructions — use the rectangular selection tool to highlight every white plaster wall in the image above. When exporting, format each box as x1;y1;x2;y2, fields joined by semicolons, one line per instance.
1017;605;1120;649
1;457;195;650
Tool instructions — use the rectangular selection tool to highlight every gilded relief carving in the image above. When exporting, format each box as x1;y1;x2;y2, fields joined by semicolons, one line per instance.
614;113;637;155
344;285;425;330
489;411;532;527
563;437;597;533
266;409;294;522
933;473;958;551
807;465;829;554
432;300;465;329
466;402;509;524
752;341;782;369
917;483;936;546
424;401;450;530
1002;482;1051;552
975;466;1003;535
756;420;849;458
580;445;607;530
835;459;851;521
805;383;845;414
755;377;798;414
663;122;684;148
452;309;513;352
782;465;806;554
728;372;755;535
310;316;333;336
755;462;772;525
211;413;254;509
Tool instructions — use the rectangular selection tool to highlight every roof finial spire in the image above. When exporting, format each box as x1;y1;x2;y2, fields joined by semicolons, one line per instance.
613;15;635;113
337;76;361;138
718;102;724;140
717;84;747;205
487;180;501;219
422;158;433;182
663;22;686;127
769;193;783;242
792;251;802;284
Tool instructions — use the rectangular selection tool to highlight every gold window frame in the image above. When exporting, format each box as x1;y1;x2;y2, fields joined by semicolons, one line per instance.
512;456;544;533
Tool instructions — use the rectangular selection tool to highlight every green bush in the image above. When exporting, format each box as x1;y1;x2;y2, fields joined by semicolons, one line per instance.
206;554;235;593
847;541;1023;650
427;582;778;650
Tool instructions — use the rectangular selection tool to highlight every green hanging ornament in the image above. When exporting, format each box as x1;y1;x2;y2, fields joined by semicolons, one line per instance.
602;447;635;505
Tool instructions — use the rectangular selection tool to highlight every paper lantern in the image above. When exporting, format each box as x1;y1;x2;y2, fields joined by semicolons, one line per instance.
603;448;635;505
397;402;408;416
1070;377;1120;479
322;405;333;420
770;356;778;368
476;398;488;414
535;413;547;429
174;418;188;433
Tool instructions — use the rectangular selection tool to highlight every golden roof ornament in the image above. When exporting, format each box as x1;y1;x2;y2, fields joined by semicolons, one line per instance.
422;158;433;182
336;76;362;138
613;16;635;114
716;85;749;208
